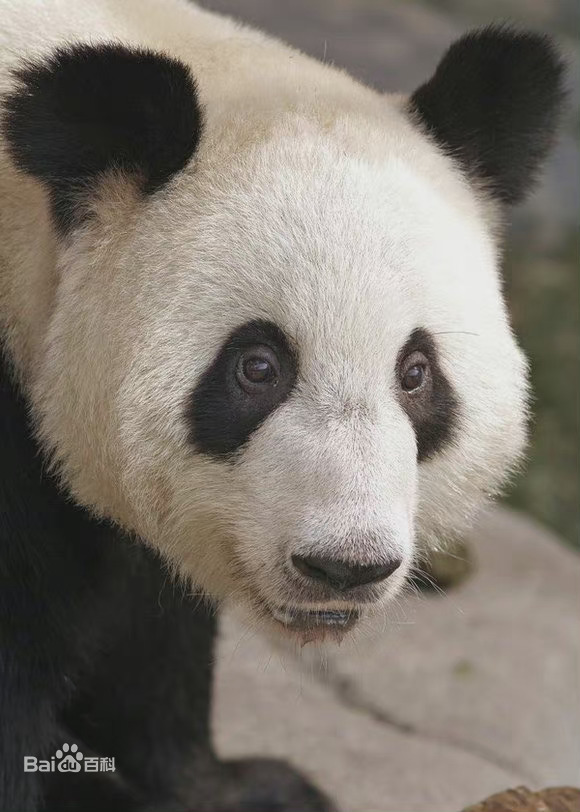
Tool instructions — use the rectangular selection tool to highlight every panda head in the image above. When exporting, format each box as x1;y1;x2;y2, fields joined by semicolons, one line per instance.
2;27;565;642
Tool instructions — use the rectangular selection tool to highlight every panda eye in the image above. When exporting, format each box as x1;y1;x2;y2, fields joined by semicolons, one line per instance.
400;352;429;393
236;346;280;393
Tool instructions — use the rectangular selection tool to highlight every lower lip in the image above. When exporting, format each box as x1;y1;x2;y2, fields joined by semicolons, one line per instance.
269;605;360;642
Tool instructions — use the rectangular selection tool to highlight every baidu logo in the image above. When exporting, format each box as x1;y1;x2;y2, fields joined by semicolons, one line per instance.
55;743;83;772
24;743;115;774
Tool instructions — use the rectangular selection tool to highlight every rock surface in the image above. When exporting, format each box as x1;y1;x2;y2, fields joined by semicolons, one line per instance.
214;508;580;812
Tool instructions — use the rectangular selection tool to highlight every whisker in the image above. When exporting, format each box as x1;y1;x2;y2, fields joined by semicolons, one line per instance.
410;567;449;599
432;330;480;337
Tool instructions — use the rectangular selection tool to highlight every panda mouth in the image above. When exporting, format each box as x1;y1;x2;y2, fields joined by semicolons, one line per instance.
269;605;359;637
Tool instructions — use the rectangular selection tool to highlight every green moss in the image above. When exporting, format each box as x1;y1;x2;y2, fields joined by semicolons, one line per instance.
453;659;476;678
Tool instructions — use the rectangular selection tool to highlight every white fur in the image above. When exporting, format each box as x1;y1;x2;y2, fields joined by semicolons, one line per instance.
0;0;528;635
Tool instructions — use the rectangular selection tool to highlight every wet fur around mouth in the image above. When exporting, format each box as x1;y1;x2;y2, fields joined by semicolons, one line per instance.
271;605;360;629
267;604;361;643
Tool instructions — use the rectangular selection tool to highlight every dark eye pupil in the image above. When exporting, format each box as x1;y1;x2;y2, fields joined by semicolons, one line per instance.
243;357;273;383
402;365;424;391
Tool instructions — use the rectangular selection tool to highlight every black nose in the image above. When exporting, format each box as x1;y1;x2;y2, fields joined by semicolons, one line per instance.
291;554;401;591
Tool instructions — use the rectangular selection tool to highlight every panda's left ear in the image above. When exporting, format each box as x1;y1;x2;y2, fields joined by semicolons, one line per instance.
409;26;566;205
2;43;203;232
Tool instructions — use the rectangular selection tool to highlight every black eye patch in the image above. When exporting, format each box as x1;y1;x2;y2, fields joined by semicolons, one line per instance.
396;328;459;461
186;320;298;458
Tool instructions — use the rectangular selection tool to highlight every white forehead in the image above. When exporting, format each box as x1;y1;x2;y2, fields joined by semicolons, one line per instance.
128;114;504;388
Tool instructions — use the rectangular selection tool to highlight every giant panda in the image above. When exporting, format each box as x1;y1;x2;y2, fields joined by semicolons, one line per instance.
0;0;565;810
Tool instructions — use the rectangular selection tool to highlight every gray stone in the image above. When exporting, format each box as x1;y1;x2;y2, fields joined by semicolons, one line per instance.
213;507;580;811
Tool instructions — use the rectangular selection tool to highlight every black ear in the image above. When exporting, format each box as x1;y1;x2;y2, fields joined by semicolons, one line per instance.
410;26;566;205
2;43;203;232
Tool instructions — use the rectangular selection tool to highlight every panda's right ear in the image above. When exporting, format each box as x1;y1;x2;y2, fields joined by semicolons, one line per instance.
2;43;203;233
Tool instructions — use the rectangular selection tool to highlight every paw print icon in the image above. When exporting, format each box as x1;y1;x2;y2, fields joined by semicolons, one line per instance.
56;743;83;772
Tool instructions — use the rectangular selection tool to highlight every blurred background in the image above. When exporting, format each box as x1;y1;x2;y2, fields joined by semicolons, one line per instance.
204;0;579;550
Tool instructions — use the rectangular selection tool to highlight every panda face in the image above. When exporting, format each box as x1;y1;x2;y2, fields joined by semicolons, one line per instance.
99;134;524;640
1;30;563;641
